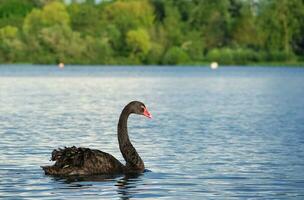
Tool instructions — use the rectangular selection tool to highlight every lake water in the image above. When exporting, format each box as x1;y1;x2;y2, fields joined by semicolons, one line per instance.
0;65;304;199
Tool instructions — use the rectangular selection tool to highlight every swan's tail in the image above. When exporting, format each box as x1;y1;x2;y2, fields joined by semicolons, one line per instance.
41;146;93;175
41;165;57;175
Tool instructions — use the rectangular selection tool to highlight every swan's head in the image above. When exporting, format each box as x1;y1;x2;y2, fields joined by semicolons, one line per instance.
129;101;152;119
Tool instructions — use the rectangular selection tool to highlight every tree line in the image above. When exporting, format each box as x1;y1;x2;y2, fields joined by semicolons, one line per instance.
0;0;304;65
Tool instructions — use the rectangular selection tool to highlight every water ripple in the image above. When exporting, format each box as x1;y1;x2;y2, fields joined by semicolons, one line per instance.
0;66;304;199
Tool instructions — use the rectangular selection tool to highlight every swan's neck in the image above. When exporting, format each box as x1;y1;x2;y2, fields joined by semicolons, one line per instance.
118;107;144;172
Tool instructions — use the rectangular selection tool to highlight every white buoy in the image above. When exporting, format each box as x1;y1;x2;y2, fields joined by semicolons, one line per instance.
210;62;218;69
58;62;64;69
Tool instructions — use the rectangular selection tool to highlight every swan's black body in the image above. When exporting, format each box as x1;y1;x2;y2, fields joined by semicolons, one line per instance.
41;101;151;176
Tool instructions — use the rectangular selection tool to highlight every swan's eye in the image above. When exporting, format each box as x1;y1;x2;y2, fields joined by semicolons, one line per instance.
140;106;145;113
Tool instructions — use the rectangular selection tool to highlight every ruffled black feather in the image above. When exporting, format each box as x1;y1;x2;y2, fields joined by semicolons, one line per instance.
51;146;93;168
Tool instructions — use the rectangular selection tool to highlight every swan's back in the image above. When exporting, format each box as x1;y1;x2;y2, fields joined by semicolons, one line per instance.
41;146;125;176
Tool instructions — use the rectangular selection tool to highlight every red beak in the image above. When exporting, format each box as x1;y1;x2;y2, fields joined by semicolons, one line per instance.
143;107;152;119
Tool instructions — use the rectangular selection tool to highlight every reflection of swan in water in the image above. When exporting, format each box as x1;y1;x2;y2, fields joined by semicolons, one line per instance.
53;173;144;200
54;174;122;184
116;173;143;200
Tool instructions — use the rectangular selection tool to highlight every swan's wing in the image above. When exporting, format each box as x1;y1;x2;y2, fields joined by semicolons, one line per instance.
42;146;125;175
83;149;125;174
51;146;90;168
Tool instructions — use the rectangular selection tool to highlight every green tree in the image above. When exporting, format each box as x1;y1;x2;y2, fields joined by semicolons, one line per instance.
0;0;304;64
68;3;102;36
230;1;260;48
104;0;154;33
102;0;155;61
258;0;304;54
163;46;189;65
190;0;230;50
22;1;88;63
38;25;86;63
126;28;151;57
83;36;113;64
0;26;24;62
162;1;183;47
23;1;70;35
0;0;35;28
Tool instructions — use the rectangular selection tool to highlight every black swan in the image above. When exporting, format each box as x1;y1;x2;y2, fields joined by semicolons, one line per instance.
41;101;152;176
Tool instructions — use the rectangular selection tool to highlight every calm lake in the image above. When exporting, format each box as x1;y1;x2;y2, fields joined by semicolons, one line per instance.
0;65;304;199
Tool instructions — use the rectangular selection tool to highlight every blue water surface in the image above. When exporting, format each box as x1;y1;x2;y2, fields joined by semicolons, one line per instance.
0;65;304;199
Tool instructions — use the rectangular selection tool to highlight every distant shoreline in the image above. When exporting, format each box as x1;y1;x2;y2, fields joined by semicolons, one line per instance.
0;63;303;67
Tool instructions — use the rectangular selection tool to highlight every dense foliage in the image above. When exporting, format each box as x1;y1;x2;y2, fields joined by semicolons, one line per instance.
0;0;304;65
